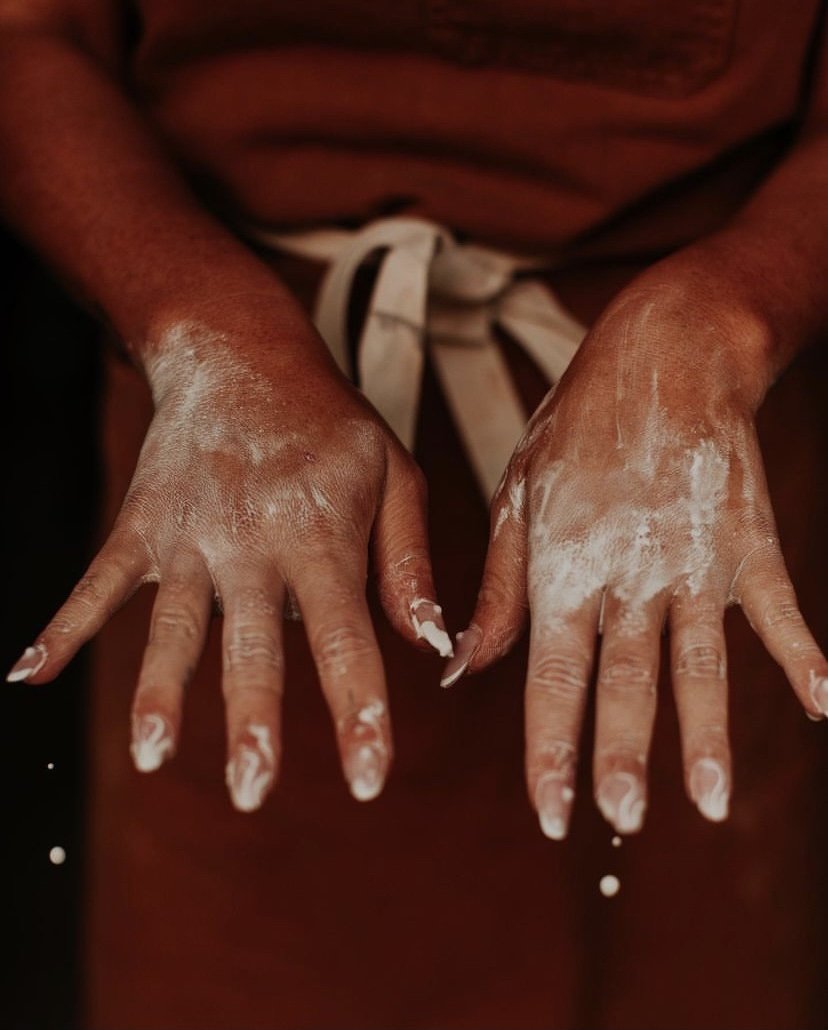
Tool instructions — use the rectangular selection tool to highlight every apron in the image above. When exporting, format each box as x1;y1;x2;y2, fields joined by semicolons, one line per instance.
83;220;828;1030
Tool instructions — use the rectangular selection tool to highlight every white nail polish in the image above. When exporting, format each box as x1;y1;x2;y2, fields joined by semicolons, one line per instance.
535;773;574;841
348;744;384;801
6;644;48;683
597;772;646;834
808;671;828;718
130;713;174;772
690;757;729;822
226;725;275;812
410;598;453;658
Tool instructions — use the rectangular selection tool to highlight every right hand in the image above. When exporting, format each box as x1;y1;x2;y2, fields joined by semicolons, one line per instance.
7;308;450;809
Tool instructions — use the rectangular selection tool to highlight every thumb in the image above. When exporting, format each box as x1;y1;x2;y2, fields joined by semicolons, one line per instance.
373;446;453;659
441;473;529;687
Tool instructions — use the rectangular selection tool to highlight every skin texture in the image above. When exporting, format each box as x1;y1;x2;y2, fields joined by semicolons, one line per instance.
0;7;451;807
444;258;828;837
8;310;447;808
1;7;827;824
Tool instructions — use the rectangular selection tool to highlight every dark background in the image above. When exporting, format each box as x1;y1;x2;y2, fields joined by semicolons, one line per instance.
2;230;100;1030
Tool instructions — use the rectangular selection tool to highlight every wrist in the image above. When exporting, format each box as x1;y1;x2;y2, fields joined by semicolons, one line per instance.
122;258;334;392
649;227;825;384
605;244;783;411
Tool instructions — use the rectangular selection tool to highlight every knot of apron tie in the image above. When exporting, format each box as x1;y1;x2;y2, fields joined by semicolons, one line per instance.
252;216;587;499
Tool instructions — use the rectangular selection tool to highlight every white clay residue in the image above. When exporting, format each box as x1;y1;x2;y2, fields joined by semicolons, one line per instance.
685;442;729;596
493;476;526;540
135;324;380;578
130;713;174;773
345;700;388;801
410;598;453;658
529;427;732;629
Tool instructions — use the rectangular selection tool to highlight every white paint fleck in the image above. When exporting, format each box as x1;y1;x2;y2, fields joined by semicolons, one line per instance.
600;874;620;898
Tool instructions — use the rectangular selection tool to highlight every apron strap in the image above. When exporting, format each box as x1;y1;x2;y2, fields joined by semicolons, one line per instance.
251;217;587;499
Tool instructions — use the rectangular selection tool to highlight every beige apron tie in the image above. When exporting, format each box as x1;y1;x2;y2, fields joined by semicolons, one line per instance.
252;217;586;499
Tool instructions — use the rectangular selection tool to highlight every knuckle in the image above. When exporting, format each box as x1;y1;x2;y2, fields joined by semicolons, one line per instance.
599;656;656;694
761;599;805;632
46;613;79;638
225;628;283;673
532;738;577;775
478;567;518;612
688;722;729;751
674;642;726;680
232;587;280;619
405;460;428;504
312;624;376;679
150;603;203;644
594;737;647;768
69;574;108;611
529;653;589;701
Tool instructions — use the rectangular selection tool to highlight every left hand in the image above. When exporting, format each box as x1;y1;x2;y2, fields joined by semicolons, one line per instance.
441;268;828;838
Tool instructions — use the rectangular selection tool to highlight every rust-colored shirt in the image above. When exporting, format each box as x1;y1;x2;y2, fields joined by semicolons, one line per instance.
130;1;824;256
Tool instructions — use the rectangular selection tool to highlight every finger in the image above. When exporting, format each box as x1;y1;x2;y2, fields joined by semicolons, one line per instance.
669;587;730;822
129;552;213;773
441;471;529;687
525;590;602;841
217;569;285;813
373;447;452;659
7;531;147;685
293;558;392;801
593;591;668;836
736;543;828;719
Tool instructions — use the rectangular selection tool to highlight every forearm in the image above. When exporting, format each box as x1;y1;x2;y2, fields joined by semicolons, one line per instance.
638;9;828;389
0;25;312;367
689;130;828;359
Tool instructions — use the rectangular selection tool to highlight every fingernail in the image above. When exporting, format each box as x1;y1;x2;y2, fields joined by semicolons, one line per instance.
596;772;646;834
440;624;483;688
130;713;174;772
535;774;575;841
689;757;729;822
342;700;389;801
410;598;453;658
347;743;386;801
6;644;48;683
808;672;828;718
225;724;276;812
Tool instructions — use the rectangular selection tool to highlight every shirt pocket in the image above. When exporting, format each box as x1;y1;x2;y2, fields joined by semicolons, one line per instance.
425;0;739;98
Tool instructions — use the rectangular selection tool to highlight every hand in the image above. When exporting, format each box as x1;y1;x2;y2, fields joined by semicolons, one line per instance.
7;311;450;809
442;275;828;838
